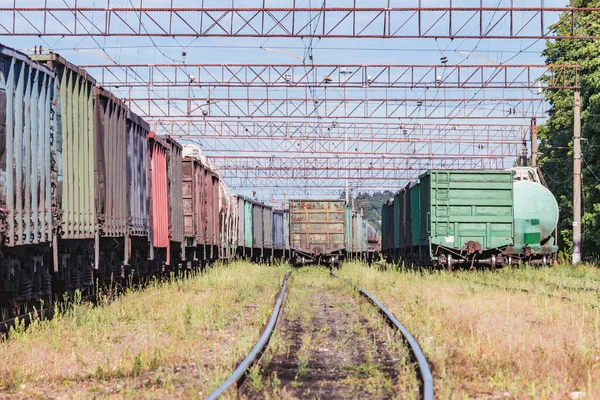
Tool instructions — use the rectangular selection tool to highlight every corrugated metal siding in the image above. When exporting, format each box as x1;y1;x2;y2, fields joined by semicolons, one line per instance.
167;138;184;243
421;170;514;251
273;210;284;250
252;204;263;248
0;47;55;246
148;133;169;248
182;159;195;241
52;57;96;240
393;193;401;249
263;206;273;249
244;199;253;248
283;210;290;250
237;197;245;247
126;111;149;237
94;88;127;237
182;157;206;246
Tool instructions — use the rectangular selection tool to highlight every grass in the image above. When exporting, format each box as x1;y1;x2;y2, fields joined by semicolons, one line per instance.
341;260;600;398
0;261;290;399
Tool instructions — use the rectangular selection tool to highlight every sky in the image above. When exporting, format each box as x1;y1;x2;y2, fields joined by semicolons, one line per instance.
0;0;573;204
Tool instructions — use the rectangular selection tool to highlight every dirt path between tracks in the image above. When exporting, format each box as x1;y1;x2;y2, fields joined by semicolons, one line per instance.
240;267;419;399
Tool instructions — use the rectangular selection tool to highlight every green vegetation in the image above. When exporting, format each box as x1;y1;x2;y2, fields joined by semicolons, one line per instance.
342;191;394;233
342;261;600;398
540;1;600;257
0;261;289;399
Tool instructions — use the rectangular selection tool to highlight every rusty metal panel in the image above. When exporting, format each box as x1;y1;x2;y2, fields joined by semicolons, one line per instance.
148;132;170;249
94;87;127;237
204;170;215;246
182;157;205;246
0;47;55;246
35;54;96;240
167;137;184;244
263;206;273;249
289;200;347;256
212;174;220;247
252;203;263;248
126;111;149;237
182;158;195;241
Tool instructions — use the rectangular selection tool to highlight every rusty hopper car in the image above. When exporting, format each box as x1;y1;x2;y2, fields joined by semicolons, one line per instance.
290;199;347;267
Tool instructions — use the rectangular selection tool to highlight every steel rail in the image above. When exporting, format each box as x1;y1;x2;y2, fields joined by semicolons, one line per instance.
206;271;291;400
332;271;434;400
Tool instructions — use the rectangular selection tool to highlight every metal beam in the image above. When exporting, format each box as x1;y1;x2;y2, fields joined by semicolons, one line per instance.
158;120;524;157
83;64;579;90
1;4;597;39
127;95;545;119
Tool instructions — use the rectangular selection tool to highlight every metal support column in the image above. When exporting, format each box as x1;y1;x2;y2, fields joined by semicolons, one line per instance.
573;90;582;264
531;118;538;167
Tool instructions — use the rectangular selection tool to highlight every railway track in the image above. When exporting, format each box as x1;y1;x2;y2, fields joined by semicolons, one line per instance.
207;268;433;399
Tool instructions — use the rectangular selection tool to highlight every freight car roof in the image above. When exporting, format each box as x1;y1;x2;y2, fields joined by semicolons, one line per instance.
0;45;54;76
31;52;97;86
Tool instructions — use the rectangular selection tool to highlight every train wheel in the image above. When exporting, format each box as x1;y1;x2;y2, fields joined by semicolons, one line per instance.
491;255;497;270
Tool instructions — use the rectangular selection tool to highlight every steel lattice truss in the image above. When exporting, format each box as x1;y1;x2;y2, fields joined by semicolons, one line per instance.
84;64;578;90
219;156;506;189
156;120;525;157
2;3;599;39
87;63;559;119
3;2;579;192
126;94;545;119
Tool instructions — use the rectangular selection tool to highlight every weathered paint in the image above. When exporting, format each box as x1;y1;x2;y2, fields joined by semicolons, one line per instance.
244;198;253;248
252;203;264;248
182;157;203;247
167;138;184;244
148;132;170;250
289;200;347;256
126;111;150;237
94;87;127;238
237;197;245;247
35;54;96;240
283;210;290;250
273;210;284;250
0;47;55;246
263;206;273;249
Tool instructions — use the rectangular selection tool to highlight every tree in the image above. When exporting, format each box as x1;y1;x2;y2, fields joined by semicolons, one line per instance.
540;0;600;257
341;191;395;233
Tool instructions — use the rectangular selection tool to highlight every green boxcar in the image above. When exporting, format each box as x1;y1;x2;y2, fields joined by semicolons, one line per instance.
393;192;401;250
408;170;514;268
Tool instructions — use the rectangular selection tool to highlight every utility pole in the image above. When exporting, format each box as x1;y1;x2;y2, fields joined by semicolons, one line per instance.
573;90;582;264
531;118;538;167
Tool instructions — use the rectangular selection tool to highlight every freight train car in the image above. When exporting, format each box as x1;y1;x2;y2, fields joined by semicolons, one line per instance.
289;199;348;267
0;45;56;318
381;169;559;270
0;45;249;319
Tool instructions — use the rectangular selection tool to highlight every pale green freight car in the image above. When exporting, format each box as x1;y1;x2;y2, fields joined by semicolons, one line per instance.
381;169;558;270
